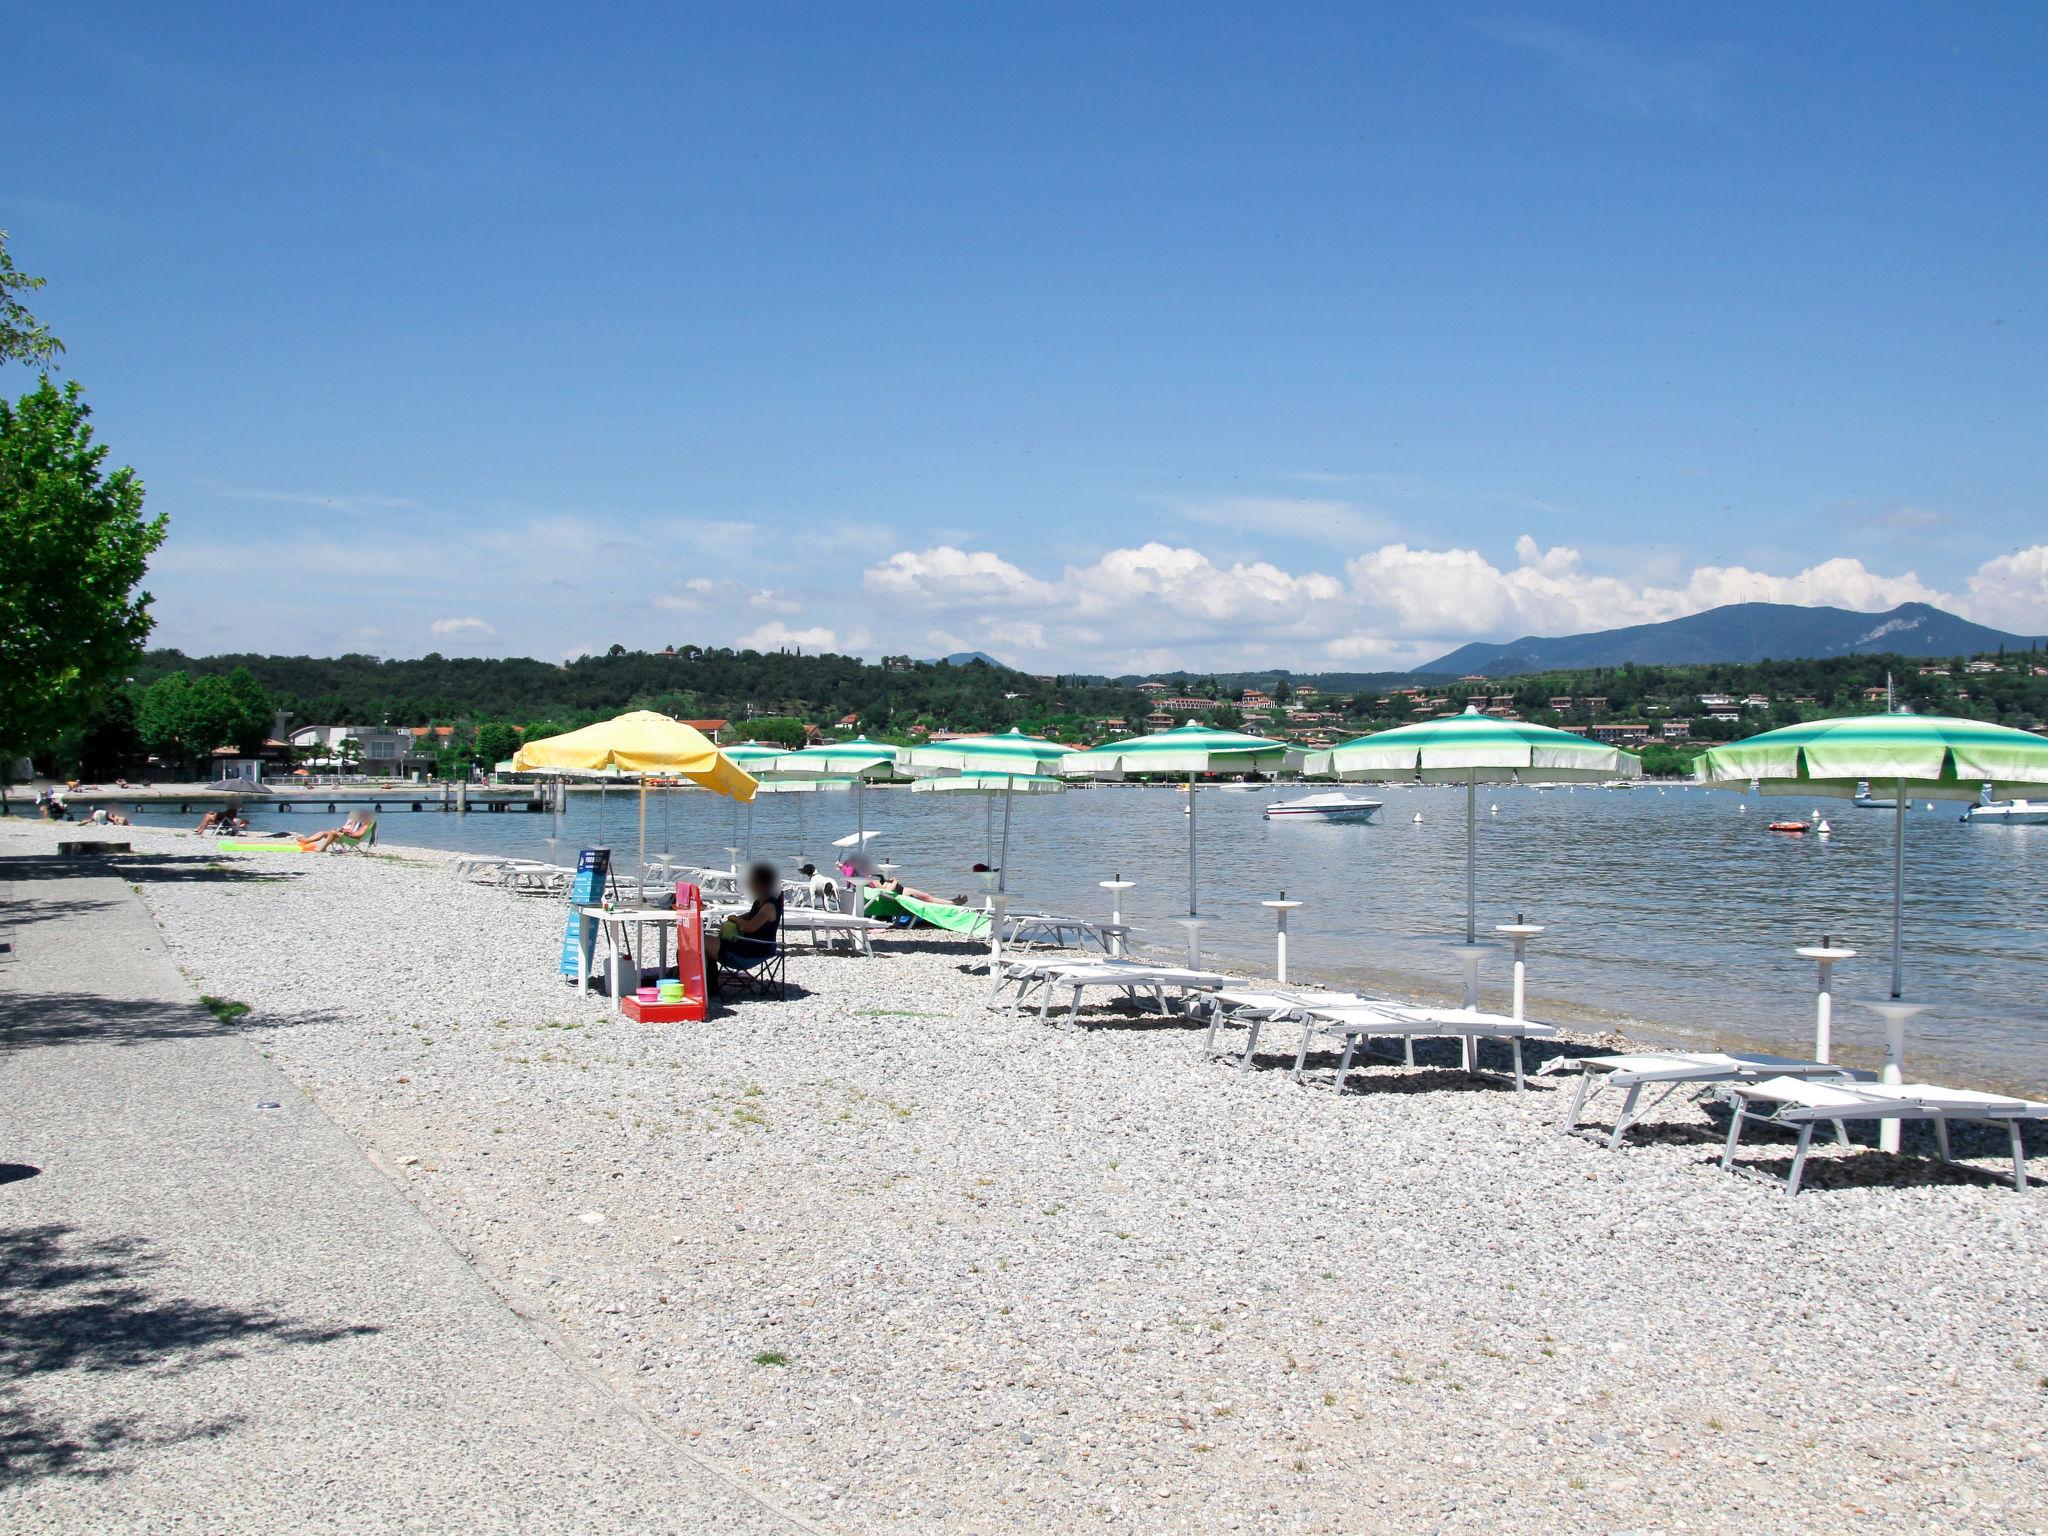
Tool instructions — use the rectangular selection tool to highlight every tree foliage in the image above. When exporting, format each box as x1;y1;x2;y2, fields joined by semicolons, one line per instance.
1;379;167;770
137;669;271;768
0;230;64;370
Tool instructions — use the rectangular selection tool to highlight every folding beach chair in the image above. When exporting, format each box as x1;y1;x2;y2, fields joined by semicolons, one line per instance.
1718;1076;2048;1194
715;938;787;1002
990;956;1233;1029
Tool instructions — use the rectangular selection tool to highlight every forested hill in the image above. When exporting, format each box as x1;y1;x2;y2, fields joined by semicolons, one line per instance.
131;648;1143;734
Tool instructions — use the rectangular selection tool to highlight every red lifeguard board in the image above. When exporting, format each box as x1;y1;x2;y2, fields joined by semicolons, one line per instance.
667;882;709;1020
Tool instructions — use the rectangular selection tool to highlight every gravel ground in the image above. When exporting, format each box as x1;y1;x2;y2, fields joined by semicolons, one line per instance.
38;822;2048;1533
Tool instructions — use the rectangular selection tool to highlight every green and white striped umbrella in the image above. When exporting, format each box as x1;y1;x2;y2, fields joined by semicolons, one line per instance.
901;727;1073;778
910;770;1065;892
1698;712;2048;1001
773;736;900;845
1309;707;1641;944
903;732;1074;894
1064;723;1292;917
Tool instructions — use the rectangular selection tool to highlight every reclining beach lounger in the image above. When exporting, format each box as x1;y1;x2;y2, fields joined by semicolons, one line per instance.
991;956;1233;1028
1290;1002;1560;1095
999;913;1131;954
1718;1076;2048;1193
1199;988;1382;1070
1543;1051;1866;1148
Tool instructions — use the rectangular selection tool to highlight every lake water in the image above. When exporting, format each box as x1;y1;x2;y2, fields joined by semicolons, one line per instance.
56;780;2048;1090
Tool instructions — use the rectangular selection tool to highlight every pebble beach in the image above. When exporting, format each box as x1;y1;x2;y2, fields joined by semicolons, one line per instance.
14;820;2048;1533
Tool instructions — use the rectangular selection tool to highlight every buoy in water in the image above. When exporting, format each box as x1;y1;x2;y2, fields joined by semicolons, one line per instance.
1817;819;1832;837
1412;812;1424;824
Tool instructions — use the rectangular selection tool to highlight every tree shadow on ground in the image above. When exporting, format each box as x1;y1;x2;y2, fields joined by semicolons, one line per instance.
0;897;118;931
0;1222;377;1487
0;990;337;1057
0;852;301;888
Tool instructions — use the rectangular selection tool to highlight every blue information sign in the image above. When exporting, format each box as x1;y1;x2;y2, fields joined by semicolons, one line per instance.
559;846;612;977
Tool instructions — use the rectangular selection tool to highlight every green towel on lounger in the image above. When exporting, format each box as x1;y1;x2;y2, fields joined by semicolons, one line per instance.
863;890;990;937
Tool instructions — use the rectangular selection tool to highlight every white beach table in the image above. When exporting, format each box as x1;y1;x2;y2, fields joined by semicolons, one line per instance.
575;906;686;1013
704;903;891;955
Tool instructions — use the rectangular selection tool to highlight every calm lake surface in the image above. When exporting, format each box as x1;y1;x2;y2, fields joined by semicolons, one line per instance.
75;780;2048;1090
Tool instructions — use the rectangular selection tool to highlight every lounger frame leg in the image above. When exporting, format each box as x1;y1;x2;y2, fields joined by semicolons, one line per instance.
1719;1098;1749;1172
1562;1070;1597;1132
1785;1123;1816;1196
1238;1017;1264;1074
2009;1122;2027;1192
1332;1033;1361;1095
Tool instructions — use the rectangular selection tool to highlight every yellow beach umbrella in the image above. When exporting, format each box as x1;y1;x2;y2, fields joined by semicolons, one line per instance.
513;711;758;875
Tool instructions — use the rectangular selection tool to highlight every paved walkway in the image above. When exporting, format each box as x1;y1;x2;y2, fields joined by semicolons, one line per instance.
0;846;813;1534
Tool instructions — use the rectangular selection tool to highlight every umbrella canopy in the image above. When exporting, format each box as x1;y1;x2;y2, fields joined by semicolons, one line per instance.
1309;707;1642;945
720;741;795;770
512;711;758;800
1064;723;1291;919
1693;712;2048;801
1698;711;2048;1001
1305;707;1637;783
902;728;1073;778
513;711;757;875
776;736;900;775
1065;722;1291;778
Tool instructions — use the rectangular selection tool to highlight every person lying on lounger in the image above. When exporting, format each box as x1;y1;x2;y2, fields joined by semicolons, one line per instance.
706;862;782;976
196;808;246;834
296;811;372;852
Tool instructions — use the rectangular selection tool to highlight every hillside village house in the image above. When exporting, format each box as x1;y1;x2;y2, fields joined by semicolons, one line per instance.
1661;720;1692;740
1698;693;1735;708
1163;696;1210;713
681;718;729;742
1136;681;1168;695
1589;722;1653;744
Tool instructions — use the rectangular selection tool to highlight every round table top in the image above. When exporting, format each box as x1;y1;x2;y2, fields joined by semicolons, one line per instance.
1796;945;1858;961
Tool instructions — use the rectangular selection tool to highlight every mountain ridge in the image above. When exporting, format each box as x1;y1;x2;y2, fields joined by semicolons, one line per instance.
1416;601;2038;677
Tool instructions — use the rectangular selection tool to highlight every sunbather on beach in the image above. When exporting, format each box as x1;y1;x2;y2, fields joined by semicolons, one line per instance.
196;809;245;834
707;862;782;975
297;811;371;852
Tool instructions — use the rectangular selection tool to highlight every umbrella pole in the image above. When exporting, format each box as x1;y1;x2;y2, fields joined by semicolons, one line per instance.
1466;772;1477;945
637;780;647;881
858;777;866;845
662;784;671;855
746;799;754;863
998;775;1014;895
598;783;606;843
985;796;994;869
1187;771;1199;915
797;794;805;862
1891;777;1905;1000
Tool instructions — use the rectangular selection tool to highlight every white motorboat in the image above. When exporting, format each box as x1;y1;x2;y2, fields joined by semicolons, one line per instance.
1964;798;2048;825
1851;779;1898;810
1264;792;1382;823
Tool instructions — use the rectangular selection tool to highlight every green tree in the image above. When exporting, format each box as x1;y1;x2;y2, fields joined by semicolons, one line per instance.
735;715;807;748
0;231;64;369
518;719;564;745
1;380;166;791
473;722;518;766
1207;703;1246;731
137;671;263;772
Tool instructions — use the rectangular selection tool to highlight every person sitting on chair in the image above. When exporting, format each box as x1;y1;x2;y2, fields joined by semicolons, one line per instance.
707;862;783;979
297;810;371;853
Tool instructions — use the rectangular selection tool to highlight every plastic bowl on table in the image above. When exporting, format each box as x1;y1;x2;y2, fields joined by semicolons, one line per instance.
636;987;660;1004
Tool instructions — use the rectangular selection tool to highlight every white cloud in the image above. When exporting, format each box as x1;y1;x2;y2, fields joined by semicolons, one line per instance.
1963;546;2048;634
430;616;496;637
864;546;1056;606
858;534;2036;671
738;621;842;652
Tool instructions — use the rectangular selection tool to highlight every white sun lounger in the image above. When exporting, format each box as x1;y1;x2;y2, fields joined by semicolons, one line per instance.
1542;1051;1868;1148
998;912;1131;954
1718;1076;2048;1194
990;956;1233;1028
1296;1004;1560;1095
1199;988;1380;1068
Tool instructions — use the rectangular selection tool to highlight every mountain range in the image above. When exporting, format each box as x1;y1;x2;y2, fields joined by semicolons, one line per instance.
1416;601;2038;677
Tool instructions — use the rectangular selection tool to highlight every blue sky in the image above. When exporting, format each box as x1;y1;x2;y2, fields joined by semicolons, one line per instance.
5;2;2045;671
